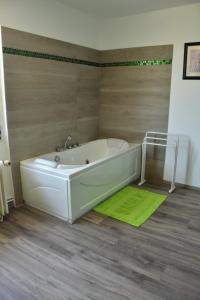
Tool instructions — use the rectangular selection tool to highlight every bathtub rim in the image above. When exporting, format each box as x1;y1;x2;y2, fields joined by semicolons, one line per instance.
20;142;141;179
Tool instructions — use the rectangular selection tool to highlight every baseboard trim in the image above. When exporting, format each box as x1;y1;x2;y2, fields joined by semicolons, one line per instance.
163;180;200;192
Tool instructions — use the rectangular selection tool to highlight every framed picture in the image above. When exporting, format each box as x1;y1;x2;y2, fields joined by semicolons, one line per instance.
183;42;200;79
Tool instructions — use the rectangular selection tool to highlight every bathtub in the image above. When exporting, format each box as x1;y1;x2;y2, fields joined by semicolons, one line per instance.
20;138;141;223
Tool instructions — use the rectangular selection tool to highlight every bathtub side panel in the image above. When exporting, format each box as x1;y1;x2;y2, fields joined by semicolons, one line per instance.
69;146;141;222
20;166;69;221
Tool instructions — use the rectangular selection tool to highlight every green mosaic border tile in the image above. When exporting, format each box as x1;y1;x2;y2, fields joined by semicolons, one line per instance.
3;47;172;67
101;59;172;67
3;47;99;67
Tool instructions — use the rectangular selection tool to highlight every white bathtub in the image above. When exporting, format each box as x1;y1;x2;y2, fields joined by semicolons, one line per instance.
20;138;141;223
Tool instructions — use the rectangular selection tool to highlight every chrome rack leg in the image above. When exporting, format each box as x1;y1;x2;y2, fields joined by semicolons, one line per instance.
138;142;147;186
169;143;178;193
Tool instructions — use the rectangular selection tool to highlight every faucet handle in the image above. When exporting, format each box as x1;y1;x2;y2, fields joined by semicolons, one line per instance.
71;143;79;148
55;146;63;152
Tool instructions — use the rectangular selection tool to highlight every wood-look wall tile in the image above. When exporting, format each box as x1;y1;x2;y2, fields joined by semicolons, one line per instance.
2;27;100;205
99;45;173;184
2;27;100;62
76;117;99;143
101;45;173;63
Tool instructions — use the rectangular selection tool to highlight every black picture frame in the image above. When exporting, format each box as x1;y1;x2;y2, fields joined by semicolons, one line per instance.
183;42;200;80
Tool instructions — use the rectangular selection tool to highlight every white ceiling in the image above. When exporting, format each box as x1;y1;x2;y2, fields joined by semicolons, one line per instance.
58;0;200;19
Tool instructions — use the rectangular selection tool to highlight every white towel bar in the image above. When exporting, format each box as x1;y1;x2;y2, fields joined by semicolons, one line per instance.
138;132;179;193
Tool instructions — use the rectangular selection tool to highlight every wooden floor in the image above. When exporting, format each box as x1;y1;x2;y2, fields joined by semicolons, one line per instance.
0;185;200;300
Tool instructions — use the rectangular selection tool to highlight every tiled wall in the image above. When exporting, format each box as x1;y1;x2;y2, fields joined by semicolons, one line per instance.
99;45;173;141
2;27;101;205
99;45;173;182
2;27;173;204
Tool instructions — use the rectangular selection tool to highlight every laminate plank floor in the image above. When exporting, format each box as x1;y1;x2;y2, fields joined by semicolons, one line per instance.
0;185;199;300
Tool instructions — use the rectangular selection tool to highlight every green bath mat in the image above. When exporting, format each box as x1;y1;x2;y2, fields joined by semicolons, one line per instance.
94;186;167;227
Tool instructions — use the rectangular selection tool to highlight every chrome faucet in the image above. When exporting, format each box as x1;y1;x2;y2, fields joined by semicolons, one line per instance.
64;135;72;149
55;135;80;152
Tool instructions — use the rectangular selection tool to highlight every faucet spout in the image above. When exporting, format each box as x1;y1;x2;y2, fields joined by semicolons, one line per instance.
64;135;72;149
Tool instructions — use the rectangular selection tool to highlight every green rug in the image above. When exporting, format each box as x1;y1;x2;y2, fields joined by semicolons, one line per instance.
94;186;167;227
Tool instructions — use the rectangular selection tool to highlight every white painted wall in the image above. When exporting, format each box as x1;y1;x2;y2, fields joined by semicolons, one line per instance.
99;4;200;188
0;0;100;49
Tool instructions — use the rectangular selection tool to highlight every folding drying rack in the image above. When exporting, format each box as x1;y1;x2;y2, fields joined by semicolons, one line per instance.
138;131;179;193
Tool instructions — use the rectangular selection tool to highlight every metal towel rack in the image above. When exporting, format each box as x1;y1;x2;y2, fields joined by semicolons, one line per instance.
138;131;179;193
